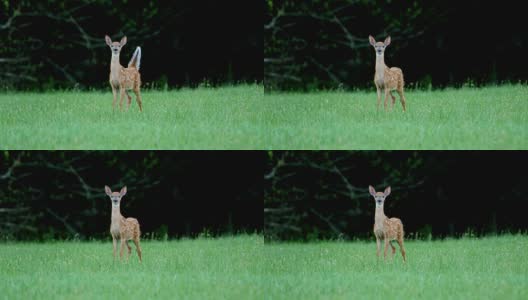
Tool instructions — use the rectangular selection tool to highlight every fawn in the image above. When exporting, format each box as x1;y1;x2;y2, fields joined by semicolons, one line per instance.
369;185;406;262
105;35;143;112
369;35;406;112
105;185;142;262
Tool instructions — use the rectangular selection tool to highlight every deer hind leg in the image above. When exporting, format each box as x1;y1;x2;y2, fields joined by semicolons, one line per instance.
133;84;143;112
133;236;142;262
384;238;390;260
119;239;126;260
397;86;406;112
119;87;125;111
125;240;132;261
389;91;397;111
389;241;396;257
125;90;132;111
397;235;406;262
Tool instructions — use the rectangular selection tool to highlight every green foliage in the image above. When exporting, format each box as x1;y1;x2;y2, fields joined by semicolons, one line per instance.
0;235;264;299
261;85;528;149
0;84;264;149
263;235;528;299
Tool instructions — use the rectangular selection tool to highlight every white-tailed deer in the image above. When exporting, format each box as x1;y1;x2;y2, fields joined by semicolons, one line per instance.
105;35;143;112
369;185;406;262
369;35;406;112
105;185;142;262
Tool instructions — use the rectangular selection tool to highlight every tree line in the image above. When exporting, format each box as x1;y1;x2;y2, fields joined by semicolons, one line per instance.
0;151;263;240
264;151;528;241
265;0;528;91
1;0;261;90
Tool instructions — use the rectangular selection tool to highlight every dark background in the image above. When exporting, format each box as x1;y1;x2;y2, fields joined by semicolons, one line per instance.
0;0;262;90
265;0;528;91
0;151;263;240
265;151;528;241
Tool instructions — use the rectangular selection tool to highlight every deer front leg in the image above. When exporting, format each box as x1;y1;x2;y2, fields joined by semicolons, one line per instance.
120;239;125;260
111;83;117;111
376;87;381;110
119;87;125;111
112;236;117;260
376;237;381;258
384;89;390;111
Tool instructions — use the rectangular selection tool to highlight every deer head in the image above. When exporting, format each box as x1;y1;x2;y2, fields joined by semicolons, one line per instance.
105;35;127;56
105;185;127;208
369;35;391;57
369;185;391;207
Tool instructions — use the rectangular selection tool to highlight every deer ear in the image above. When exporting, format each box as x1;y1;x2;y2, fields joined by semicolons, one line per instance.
384;186;391;196
369;35;376;46
105;185;112;196
120;36;127;46
120;186;127;196
384;36;391;46
369;185;376;196
105;35;112;46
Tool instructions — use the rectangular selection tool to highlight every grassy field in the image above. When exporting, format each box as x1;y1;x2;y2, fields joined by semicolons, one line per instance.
2;234;527;299
263;235;528;299
0;235;263;299
2;84;526;149
0;84;262;149
263;85;528;149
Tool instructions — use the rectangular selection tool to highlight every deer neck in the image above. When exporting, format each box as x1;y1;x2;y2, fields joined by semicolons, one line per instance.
375;54;387;81
111;205;123;225
110;53;122;75
374;205;387;226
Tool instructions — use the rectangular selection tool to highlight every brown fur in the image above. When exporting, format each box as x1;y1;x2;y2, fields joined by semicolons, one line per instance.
369;35;406;112
105;35;143;112
105;186;142;262
369;185;406;262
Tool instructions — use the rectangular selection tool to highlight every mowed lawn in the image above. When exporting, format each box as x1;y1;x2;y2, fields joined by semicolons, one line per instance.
0;235;263;299
0;84;263;149
263;235;528;299
263;85;528;149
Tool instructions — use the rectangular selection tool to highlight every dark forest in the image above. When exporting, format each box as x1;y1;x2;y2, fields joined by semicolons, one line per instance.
265;151;528;241
265;0;528;90
1;0;262;89
0;151;264;240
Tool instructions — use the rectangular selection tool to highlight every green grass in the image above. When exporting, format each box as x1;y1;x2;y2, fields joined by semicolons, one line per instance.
0;235;263;299
2;234;527;299
263;235;528;299
2;84;527;149
0;84;263;149
263;85;528;149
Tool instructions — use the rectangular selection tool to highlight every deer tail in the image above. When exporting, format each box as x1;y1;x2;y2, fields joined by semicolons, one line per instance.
128;46;141;70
